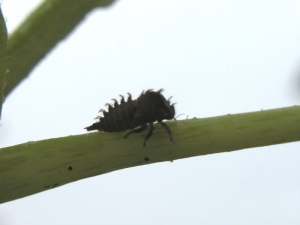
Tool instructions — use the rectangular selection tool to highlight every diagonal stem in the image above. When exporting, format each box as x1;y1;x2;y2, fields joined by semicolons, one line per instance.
5;0;115;98
0;6;8;118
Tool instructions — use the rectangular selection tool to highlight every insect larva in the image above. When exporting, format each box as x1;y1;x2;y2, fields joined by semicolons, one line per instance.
85;89;175;146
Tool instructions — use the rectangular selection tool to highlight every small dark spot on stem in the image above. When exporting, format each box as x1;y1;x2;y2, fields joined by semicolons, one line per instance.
53;183;59;188
144;156;150;161
68;166;73;171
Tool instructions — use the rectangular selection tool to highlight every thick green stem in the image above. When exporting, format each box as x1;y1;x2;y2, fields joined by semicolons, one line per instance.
5;0;115;97
1;106;300;204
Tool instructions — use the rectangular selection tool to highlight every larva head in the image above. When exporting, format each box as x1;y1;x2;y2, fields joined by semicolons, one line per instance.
161;96;176;121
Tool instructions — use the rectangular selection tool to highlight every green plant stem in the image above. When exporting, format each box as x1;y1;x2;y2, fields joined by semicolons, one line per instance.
1;106;300;204
0;6;7;112
5;0;115;98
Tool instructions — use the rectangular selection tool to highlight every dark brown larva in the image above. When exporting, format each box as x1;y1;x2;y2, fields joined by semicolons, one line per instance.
85;89;175;146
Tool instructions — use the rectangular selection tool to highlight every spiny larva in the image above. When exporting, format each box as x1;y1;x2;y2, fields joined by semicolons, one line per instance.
85;89;175;146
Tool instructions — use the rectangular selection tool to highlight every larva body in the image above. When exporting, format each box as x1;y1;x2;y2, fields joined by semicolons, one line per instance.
85;89;175;146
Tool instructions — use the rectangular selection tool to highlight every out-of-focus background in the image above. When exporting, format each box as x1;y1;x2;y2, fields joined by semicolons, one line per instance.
1;1;300;224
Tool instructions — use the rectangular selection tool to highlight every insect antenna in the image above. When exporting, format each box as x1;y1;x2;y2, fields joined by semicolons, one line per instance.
174;113;185;121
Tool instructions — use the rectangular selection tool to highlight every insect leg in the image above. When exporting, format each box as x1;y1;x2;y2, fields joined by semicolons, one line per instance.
143;123;154;146
159;122;173;141
124;124;148;139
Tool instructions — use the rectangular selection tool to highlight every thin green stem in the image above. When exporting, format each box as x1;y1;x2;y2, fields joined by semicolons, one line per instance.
0;6;7;115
